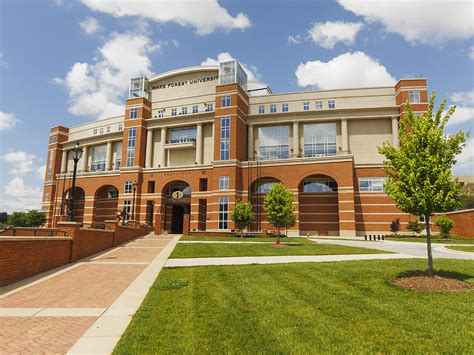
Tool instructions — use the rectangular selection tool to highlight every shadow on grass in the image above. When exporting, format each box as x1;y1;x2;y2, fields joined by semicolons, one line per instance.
396;269;473;281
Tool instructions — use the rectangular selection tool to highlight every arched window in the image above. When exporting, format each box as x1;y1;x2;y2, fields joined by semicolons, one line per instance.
302;177;337;192
165;182;191;197
253;178;280;194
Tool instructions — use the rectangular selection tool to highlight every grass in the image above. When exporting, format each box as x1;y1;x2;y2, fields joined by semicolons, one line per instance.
180;235;311;243
170;241;387;258
446;245;474;252
114;259;474;354
386;236;474;244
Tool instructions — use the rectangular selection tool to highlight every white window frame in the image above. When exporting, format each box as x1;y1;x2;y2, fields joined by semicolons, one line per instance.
171;108;177;116
315;101;323;110
409;90;421;103
221;95;231;108
219;176;229;190
270;104;277;113
282;103;289;112
359;177;386;192
130;107;138;119
192;105;198;114
303;102;310;111
258;105;265;114
218;197;229;229
328;100;336;109
124;181;133;194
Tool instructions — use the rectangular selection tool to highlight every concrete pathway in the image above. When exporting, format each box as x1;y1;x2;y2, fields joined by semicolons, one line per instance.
0;233;180;354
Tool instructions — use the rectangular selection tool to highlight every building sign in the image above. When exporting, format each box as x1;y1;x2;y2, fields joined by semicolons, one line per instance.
152;75;219;90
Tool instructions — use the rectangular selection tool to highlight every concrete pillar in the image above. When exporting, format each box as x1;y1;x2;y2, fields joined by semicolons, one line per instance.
81;146;88;172
341;118;349;153
248;124;254;160
160;127;167;167
145;129;153;168
392;116;399;147
106;141;113;171
292;121;299;157
61;150;67;173
196;123;203;164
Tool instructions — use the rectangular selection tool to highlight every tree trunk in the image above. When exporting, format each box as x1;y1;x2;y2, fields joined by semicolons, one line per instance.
276;227;280;246
425;215;434;276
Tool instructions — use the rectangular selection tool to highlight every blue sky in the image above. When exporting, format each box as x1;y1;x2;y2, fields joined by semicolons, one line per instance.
0;0;473;212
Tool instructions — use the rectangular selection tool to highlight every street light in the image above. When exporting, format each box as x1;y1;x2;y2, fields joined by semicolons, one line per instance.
67;142;83;222
132;180;138;220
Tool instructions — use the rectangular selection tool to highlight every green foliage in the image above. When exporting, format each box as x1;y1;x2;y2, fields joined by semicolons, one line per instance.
435;215;455;238
407;220;425;235
263;183;296;236
7;210;46;227
230;200;254;237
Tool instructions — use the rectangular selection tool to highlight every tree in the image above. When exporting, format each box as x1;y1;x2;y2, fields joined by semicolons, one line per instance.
263;183;296;245
390;219;400;235
407;220;424;235
435;215;455;238
7;210;46;227
230;200;254;238
378;92;468;275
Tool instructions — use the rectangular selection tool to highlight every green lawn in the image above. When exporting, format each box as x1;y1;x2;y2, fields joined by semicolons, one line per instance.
180;235;312;243
114;259;474;354
387;236;474;244
170;241;386;258
446;245;474;252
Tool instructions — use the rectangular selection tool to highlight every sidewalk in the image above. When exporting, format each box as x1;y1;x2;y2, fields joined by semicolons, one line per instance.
0;233;179;354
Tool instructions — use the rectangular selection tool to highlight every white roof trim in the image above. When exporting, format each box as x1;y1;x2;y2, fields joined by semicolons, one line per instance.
148;65;219;83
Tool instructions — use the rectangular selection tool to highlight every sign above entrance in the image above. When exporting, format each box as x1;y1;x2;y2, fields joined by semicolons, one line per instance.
172;190;184;200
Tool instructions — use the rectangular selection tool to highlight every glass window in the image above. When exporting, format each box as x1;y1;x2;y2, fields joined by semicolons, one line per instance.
50;136;57;144
171;108;177;116
328;100;336;109
118;124;123;131
304;123;337;157
126;128;136;167
165;183;191;197
123;200;131;221
282;103;289;112
303;102;310;111
254;179;278;194
168;126;197;144
115;142;122;169
192;105;198;114
219;176;229;190
270;104;277;113
108;187;119;199
106;126;111;133
46;151;53;180
220;116;230;160
206;103;214;112
93;128;97;135
124;181;133;194
43;192;50;202
90;145;106;171
99;127;104;134
180;107;188;115
221;95;231;108
130;108;138;119
409;90;421;103
158;110;164;118
303;178;337;192
258;105;265;114
258;125;289;160
315;101;323;110
359;177;386;192
218;197;229;229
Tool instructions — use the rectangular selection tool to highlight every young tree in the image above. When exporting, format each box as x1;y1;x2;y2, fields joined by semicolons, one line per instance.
230;200;254;238
379;93;468;275
263;183;296;245
435;215;455;238
390;219;400;235
407;220;424;236
7;210;46;227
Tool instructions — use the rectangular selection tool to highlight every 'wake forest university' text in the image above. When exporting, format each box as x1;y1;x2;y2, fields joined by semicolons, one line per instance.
152;75;219;90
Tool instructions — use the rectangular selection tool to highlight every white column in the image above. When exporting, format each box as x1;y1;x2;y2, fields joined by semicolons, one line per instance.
292;121;299;158
145;129;153;168
247;124;254;160
160;127;167;167
341;118;349;153
81;146;88;172
61;150;67;173
391;116;399;147
196;123;203;164
106;141;113;170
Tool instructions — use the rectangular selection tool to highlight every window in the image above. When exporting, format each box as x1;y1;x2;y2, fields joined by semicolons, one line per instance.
123;200;131;221
180;107;188;115
99;128;104;134
165;183;191;197
90;145;106;171
303;102;310;111
43;192;50;202
168;126;197;144
315;101;323;110
147;181;155;193
221;95;231;108
258;125;289;160
46;151;53;180
270;104;277;113
158;110;164;118
258;105;265;114
115;142;122;169
130;107;138;119
206;103;214;112
254;179;278;194
93;129;97;135
409;90;421;103
218;197;229;229
304;123;337;157
359;177;386;192
118;124;123;131
106;126;111;133
108;187;119;199
282;103;289;112
219;176;229;190
303;178;337;192
192;105;198;114
220;116;230;160
124;181;133;194
171;108;177;116
126;128;136;167
328;100;336;109
199;178;208;192
50;136;57;144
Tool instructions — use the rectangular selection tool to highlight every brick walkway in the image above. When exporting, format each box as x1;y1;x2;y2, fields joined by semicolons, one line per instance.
0;233;177;354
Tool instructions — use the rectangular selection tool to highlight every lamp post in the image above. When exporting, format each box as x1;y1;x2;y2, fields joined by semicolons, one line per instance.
132;180;138;220
67;142;83;222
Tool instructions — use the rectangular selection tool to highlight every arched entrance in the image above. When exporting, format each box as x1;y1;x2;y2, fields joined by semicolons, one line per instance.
63;187;85;224
298;175;339;236
162;181;191;234
93;185;119;228
249;177;281;232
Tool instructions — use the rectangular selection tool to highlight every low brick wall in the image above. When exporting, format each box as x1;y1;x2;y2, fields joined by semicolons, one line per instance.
0;227;65;237
71;228;115;262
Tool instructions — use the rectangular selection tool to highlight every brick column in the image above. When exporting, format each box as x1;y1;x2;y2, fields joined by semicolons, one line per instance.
183;212;190;236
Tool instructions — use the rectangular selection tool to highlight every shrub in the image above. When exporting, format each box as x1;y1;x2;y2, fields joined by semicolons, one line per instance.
435;215;455;238
390;219;400;234
407;220;425;235
7;210;46;227
230;201;254;238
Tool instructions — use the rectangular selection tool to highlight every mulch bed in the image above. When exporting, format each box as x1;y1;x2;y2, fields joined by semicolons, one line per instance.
394;275;473;292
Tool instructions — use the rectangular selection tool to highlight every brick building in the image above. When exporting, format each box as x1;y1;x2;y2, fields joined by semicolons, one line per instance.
42;59;429;236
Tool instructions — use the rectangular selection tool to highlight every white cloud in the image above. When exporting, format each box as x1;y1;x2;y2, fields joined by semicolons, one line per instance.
337;0;474;45
0;111;19;131
450;90;474;106
447;107;474;127
288;35;303;45
53;32;159;118
201;52;260;81
0;150;38;175
455;138;474;171
0;52;7;69
469;46;474;60
0;177;42;212
79;16;103;35
308;21;363;49
295;51;396;89
80;0;251;35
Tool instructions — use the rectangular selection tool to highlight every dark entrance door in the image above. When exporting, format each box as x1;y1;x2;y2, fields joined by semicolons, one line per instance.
146;201;154;227
171;205;184;233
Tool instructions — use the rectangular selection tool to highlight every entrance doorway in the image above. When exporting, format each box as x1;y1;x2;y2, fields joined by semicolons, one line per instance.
162;181;192;234
171;205;185;233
